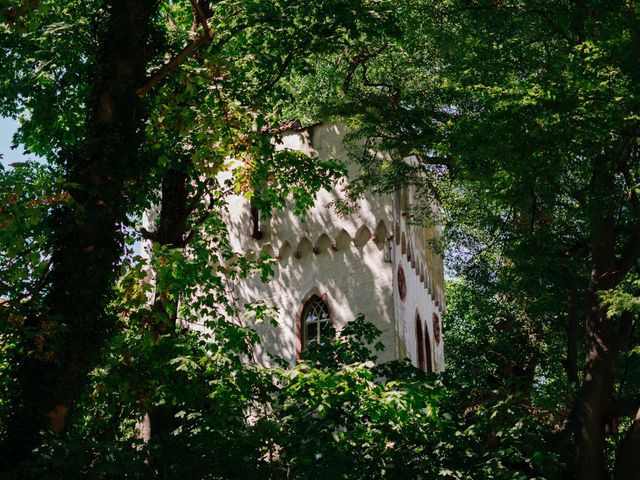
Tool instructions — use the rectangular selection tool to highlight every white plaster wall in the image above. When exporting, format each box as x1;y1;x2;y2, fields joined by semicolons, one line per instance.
392;250;445;372
224;123;394;255
390;165;445;371
219;123;398;364
235;240;395;365
217;122;444;368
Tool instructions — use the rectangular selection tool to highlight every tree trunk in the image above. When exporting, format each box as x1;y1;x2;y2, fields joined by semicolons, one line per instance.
155;167;190;249
144;165;189;444
0;0;159;473
575;157;620;480
575;299;617;480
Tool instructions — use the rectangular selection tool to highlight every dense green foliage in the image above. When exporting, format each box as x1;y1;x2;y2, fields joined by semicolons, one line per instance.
283;1;640;478
2;0;640;479
23;316;442;479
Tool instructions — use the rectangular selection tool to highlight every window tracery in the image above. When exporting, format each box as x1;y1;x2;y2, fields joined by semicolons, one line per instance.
301;295;331;347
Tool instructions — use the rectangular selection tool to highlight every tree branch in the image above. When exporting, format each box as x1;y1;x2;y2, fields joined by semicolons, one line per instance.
136;24;249;97
258;49;297;96
136;34;210;97
182;185;235;246
189;0;212;38
139;226;160;243
608;399;640;418
342;44;388;93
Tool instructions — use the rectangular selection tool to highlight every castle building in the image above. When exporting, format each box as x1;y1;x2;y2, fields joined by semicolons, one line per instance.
223;123;445;370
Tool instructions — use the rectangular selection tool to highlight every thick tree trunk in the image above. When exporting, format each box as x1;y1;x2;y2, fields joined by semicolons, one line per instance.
575;299;617;480
575;158;621;480
147;166;190;333
0;0;159;474
144;166;189;443
156;167;190;249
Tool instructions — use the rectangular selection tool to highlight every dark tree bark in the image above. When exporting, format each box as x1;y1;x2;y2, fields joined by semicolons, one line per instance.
574;157;635;480
575;296;618;480
0;0;160;473
142;165;190;448
574;169;615;480
147;166;190;335
156;168;190;248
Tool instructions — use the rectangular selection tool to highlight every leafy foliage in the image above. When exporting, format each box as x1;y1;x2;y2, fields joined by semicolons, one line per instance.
21;311;443;479
3;0;640;478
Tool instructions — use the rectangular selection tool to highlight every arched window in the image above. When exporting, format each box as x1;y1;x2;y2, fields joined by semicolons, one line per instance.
424;321;433;373
415;313;426;371
416;312;433;373
301;295;331;348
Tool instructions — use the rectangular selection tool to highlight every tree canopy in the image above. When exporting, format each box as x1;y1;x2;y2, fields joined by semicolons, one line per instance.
1;1;640;479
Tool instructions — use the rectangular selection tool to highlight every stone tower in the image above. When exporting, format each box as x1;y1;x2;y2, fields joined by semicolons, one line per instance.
223;123;445;370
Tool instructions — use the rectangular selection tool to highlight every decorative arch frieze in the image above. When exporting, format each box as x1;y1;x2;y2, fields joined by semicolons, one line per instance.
373;220;389;245
260;244;275;259
333;229;352;251
295;237;313;259
278;241;292;261
314;233;332;254
354;225;372;248
262;218;446;314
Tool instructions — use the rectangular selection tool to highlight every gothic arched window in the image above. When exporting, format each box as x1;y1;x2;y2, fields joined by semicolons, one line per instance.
416;312;433;373
424;321;433;373
301;295;331;348
415;313;426;371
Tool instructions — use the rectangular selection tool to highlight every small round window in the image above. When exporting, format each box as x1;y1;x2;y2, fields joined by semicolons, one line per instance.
433;313;441;344
397;265;407;301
